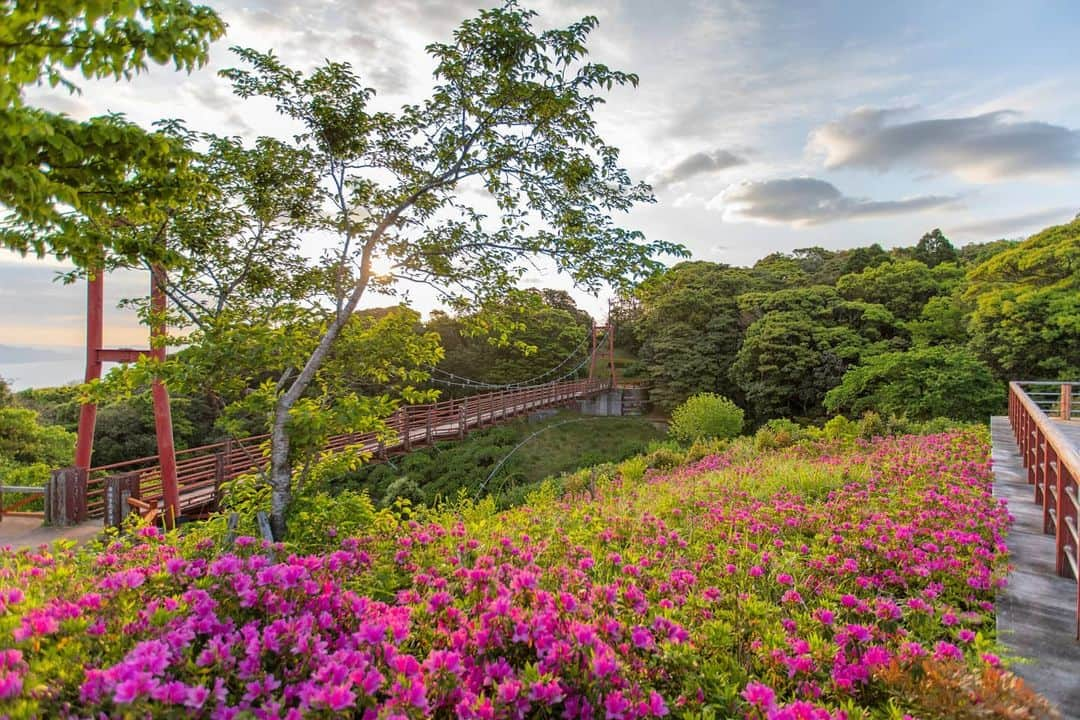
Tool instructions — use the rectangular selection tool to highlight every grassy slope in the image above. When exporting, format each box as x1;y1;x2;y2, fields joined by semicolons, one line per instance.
333;410;665;507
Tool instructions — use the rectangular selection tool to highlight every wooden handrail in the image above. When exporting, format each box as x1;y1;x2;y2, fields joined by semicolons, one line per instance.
78;378;610;522
1008;381;1080;638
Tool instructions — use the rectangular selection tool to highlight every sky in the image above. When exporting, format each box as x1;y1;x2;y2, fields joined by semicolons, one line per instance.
3;0;1080;388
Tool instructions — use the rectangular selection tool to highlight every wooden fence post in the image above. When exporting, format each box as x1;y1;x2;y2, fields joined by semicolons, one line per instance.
402;408;412;452
47;467;86;527
1061;383;1073;421
224;512;239;547
104;472;140;529
213;446;227;509
426;407;433;445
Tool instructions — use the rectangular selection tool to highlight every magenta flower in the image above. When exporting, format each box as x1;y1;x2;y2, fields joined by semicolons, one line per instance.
742;681;777;709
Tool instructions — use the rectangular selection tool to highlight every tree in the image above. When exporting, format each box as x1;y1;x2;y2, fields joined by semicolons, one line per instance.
0;0;225;268
965;219;1080;380
836;259;953;321
837;243;890;275
428;289;591;393
215;4;680;536
730;310;866;422
750;253;809;290
99;132;331;418
906;294;969;348
0;406;76;485
912;229;958;268
957;239;1019;266
824;346;1002;422
633;262;755;410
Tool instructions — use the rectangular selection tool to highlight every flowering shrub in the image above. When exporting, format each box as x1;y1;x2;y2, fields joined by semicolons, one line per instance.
0;430;1052;718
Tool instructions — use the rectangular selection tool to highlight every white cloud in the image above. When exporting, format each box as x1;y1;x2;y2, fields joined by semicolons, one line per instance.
651;148;746;190
810;107;1080;181
712;177;958;226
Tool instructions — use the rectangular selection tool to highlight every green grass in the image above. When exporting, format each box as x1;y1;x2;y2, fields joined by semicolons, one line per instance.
330;410;664;508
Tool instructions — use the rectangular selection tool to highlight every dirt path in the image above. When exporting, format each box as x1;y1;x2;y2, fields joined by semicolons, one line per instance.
0;517;103;551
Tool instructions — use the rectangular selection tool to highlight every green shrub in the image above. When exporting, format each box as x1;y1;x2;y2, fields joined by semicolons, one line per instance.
683;436;729;463
643;445;685;471
380;476;427;509
616;455;648;483
288;489;392;554
752;418;809;451
822;414;859;441
824;345;1004;422
669;393;744;443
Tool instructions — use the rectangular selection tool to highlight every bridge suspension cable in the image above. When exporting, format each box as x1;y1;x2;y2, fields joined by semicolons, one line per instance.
426;328;605;390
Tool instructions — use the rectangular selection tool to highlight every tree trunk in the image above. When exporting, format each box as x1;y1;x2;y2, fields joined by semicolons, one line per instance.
266;308;351;539
268;406;292;541
265;237;381;539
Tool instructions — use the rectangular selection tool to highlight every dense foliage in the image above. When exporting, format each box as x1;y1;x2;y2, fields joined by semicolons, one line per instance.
0;379;75;486
0;0;225;269
965;220;1080;380
1;429;1048;718
428;290;593;394
622;223;1080;424
668;393;744;443
824;347;1002;423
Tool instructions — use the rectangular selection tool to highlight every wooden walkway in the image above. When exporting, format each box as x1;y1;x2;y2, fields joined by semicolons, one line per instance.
992;416;1080;717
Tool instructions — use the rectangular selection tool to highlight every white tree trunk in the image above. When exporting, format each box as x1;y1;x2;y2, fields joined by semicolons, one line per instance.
266;236;379;539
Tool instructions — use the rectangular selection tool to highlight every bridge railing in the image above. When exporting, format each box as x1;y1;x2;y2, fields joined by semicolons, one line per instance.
69;378;606;525
1007;381;1080;636
0;484;46;521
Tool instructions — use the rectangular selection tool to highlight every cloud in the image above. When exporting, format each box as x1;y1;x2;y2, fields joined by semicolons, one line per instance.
810;108;1080;181
651;148;746;189
947;206;1078;239
0;345;79;364
712;177;958;226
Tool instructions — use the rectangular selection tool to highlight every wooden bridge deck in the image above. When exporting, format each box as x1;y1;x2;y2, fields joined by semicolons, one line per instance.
991;416;1080;717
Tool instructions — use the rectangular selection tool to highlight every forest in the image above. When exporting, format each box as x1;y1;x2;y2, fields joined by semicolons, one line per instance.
620;222;1079;423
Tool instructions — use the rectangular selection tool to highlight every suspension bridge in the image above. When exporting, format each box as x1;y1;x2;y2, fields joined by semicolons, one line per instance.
0;321;619;531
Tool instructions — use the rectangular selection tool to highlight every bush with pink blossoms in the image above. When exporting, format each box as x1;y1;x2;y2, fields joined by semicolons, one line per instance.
0;430;1050;719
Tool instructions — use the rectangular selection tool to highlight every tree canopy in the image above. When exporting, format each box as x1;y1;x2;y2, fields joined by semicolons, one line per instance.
0;0;225;269
966;219;1080;379
625;223;1071;426
824;346;1002;422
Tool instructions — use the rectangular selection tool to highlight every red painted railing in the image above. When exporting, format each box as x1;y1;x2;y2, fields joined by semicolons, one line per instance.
82;379;608;522
1008;381;1080;637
